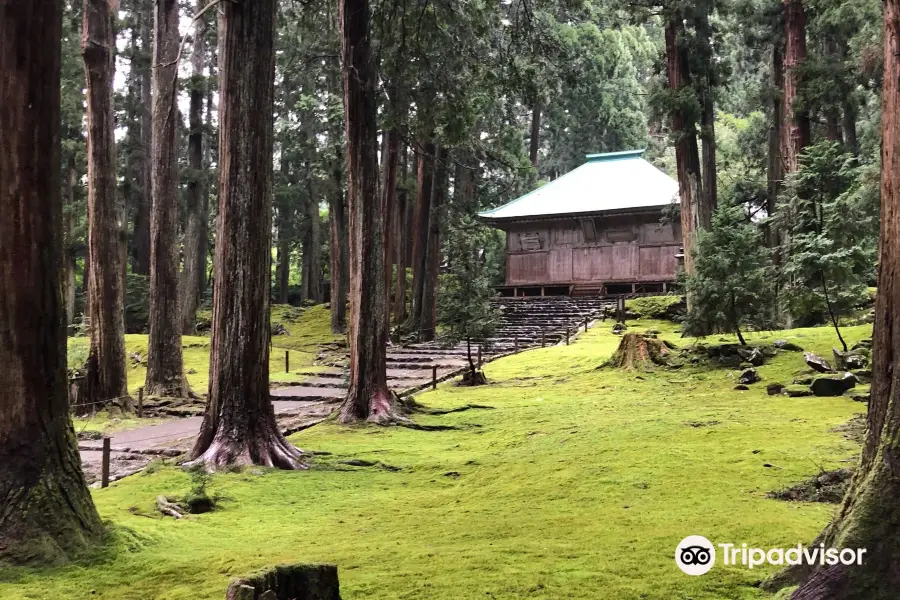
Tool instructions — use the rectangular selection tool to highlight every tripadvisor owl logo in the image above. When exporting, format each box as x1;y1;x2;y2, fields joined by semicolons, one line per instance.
675;535;716;576
675;535;868;576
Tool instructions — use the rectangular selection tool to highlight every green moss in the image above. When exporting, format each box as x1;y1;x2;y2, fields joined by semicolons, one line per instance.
626;295;683;319
17;318;871;599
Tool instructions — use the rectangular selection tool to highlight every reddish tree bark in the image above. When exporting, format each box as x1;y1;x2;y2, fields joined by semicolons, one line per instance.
665;13;704;277
788;3;900;596
421;146;448;341
409;139;435;334
180;2;208;335
338;0;394;423
131;0;152;276
146;0;188;397
782;0;810;175
695;1;717;222
329;122;349;333
0;0;103;561
82;0;128;406
190;0;303;468
393;149;410;327
382;127;401;325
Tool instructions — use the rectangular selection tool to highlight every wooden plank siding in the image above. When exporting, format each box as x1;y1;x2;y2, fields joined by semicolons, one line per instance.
503;212;681;286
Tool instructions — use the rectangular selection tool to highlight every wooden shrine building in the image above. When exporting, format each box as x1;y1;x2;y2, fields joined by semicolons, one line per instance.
479;150;682;296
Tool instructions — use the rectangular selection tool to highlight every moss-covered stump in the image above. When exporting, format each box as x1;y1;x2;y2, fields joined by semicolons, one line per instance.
225;564;340;600
604;333;670;370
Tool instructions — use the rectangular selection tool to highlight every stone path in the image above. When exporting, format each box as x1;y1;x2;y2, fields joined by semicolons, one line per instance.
79;296;616;483
78;400;333;484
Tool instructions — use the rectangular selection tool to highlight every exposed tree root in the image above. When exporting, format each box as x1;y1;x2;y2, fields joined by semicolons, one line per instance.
417;404;495;415
187;429;307;472
156;495;184;519
340;459;402;471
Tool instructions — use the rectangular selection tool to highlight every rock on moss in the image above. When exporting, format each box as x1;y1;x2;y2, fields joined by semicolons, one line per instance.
810;373;857;397
784;385;813;398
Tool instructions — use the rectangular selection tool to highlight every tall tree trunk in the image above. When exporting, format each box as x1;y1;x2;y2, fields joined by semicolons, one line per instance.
782;0;810;174
421;146;448;341
82;0;128;406
63;153;78;327
665;13;704;277
337;0;393;423
131;0;152;275
304;165;322;304
409;139;435;334
275;154;293;305
190;0;302;468
529;101;541;169
180;2;207;335
767;45;784;231
789;3;900;596
328;124;348;333
0;0;103;561
146;0;188;396
382;127;401;326
393;149;409;327
696;1;717;225
201;71;214;295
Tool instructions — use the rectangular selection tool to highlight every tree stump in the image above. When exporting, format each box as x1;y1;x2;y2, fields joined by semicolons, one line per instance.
605;333;670;370
225;564;340;600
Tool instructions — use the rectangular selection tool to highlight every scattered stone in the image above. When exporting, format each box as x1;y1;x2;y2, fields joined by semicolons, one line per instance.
847;389;870;403
832;348;868;371
851;369;872;384
851;338;873;351
783;385;813;398
810;373;858;397
734;384;750;391
793;375;814;386
773;340;804;352
738;347;766;366
645;328;661;335
766;383;786;396
187;368;197;375
612;322;628;335
738;368;761;385
768;468;853;504
444;471;461;478
804;352;834;373
271;323;290;336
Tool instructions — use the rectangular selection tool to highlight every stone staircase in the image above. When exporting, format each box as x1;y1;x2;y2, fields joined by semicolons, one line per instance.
272;296;616;401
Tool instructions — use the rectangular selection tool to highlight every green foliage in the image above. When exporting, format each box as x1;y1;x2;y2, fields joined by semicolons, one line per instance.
438;215;500;371
782;142;878;347
124;274;150;334
684;205;775;342
625;295;683;320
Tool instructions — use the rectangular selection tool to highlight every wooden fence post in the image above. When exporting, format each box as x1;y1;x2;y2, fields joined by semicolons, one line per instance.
101;437;111;489
285;350;290;373
432;366;438;390
137;386;143;418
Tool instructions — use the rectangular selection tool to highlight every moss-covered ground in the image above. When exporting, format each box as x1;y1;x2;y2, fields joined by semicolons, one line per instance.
5;313;869;600
66;305;344;397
